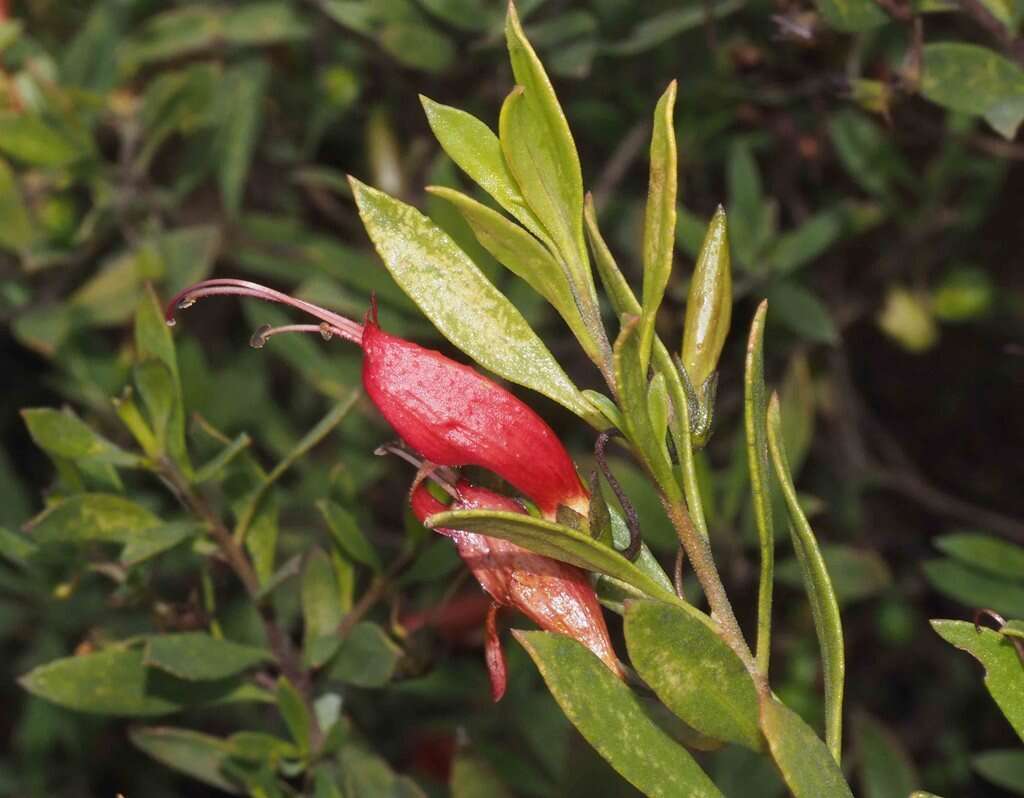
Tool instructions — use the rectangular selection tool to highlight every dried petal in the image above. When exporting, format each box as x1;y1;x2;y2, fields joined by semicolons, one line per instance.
485;602;507;702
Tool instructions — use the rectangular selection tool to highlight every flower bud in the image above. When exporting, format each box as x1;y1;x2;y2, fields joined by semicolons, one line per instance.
411;480;621;700
681;206;732;402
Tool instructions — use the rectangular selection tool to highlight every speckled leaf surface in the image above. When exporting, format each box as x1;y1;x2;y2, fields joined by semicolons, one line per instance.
515;630;723;798
761;698;854;797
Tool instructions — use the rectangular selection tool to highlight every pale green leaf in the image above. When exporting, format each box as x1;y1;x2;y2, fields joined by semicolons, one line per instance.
130;726;240;794
26;493;160;544
760;698;854;797
144;633;270;681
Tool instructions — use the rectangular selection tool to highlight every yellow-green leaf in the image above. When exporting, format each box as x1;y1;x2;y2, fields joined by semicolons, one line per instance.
761;698;854;797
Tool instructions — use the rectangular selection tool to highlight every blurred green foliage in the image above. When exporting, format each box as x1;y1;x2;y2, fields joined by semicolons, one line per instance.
2;0;1023;796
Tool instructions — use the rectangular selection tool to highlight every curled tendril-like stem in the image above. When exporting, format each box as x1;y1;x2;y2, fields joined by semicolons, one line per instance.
674;545;687;598
973;607;1024;665
594;430;642;562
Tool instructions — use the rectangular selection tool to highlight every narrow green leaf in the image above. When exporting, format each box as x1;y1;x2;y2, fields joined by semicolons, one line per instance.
318;500;381;573
932;620;1024;741
766;210;844;275
216;60;269;216
144;633;270;681
515;630;723;798
0;525;38;567
419;96;551;246
935;533;1024;580
760;698;854;798
195;433;252;483
329;622;403;688
26;493;160;544
624;600;762;750
276;676;311;754
744;301;773;678
646;372;671;465
855;712;919;798
350;178;595;423
302;548;343;651
973;749;1024;795
451;752;515;798
505;2;585;265
603;1;744;55
639;80;677;371
778;545;891;607
0;156;32;251
613;316;676;493
0;111;84;166
120;522;197;566
765;281;838;344
584;194;641;316
427;185;600;361
923;559;1024;617
727;141;772;266
22;407;140;467
767;393;845;762
425;508;693;611
130;727;240;794
222;2;310;45
134;359;175;454
19;648;265;716
137;285;189;470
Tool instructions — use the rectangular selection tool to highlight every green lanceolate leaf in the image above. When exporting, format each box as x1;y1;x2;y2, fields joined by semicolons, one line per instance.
0;156;31;251
350;178;596;424
22;407;141;467
584;194;641;317
302;547;343;656
932;620;1024;741
923;559;1024;618
973;749;1024;794
624;599;762;750
25;493;160;544
504;3;585;268
137;285;189;471
425;508;696;611
19;648;267;716
613;316;676;494
419;96;551;247
143;633;270;681
935;532;1024;581
854;712;919;798
639;80;678;372
745;301;774;678
130;727;240;794
761;698;854;798
515;630;723;798
318;500;381;573
276;676;311;755
767;393;845;762
329;622;403;688
682;208;732;400
215;59;269;216
426;185;600;361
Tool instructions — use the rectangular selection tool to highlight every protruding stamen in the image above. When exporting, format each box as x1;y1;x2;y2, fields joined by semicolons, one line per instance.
164;278;364;345
594;430;642;561
250;324;273;349
375;441;460;498
319;323;333;341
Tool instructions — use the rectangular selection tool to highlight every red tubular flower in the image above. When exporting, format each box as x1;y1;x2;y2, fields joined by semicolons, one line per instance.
411;480;621;701
165;279;588;518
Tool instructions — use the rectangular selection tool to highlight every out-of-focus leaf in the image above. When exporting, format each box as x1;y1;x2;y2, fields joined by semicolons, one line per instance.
419;0;495;31
778;545;892;607
931;266;994;322
379;23;455;73
216;60;269;216
767;395;844;761
766;210;844;275
451;752;515;797
0;112;84;167
0;526;38;568
318;500;381;573
766;282;838;344
339;743;428;797
222;2;310;46
728;140;773;267
22;408;140;467
328;622;402;688
120;522;198;566
302;548;343;654
855;712;919;798
137;286;189;470
779;352;815;475
122;6;223;69
247;491;280;586
350;179;596;423
923;559;1024;617
19;649;266;716
814;0;889;31
144;225;221;297
935;532;1024;580
276;676;311;754
931;620;1024;740
143;633;270;681
25;494;160;544
624;600;763;750
877;286;938;353
515;630;723;798
130;727;240;794
829;110;908;197
973;749;1024;795
425;507;684;607
639;80;677;371
604;0;744;55
745;302;774;676
0;157;31;251
921;43;1024;138
760;698;854;797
